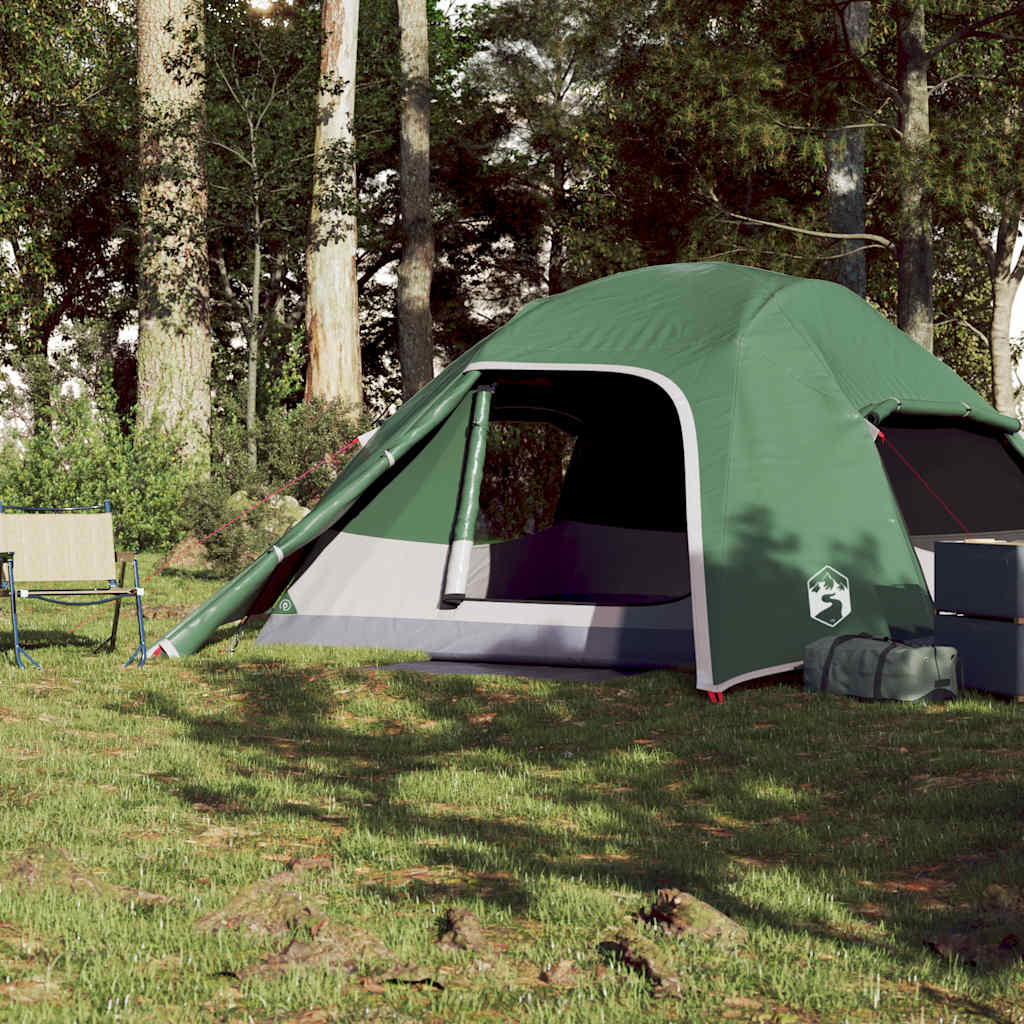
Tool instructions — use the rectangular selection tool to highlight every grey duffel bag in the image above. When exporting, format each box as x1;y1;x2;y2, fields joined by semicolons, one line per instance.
804;634;960;703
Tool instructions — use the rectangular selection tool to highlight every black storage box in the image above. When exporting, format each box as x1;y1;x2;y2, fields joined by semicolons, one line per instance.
934;614;1024;698
934;541;1024;697
934;540;1024;619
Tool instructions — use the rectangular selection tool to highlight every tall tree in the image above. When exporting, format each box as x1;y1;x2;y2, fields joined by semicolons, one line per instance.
137;0;213;462
1;1;137;424
205;0;322;463
396;0;435;398
894;2;933;350
826;1;871;297
305;0;362;412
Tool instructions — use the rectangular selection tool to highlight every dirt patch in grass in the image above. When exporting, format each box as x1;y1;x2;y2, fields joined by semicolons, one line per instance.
600;927;683;998
357;863;523;904
925;884;1024;968
638;888;748;948
194;857;334;937
0;920;55;971
235;922;404;981
0;975;65;1005
3;847;168;906
437;907;488;951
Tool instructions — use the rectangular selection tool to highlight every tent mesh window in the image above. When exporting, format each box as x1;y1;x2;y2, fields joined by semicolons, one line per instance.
465;372;691;605
476;421;576;542
878;415;1024;536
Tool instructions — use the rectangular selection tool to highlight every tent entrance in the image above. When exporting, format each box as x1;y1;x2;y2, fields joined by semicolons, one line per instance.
452;371;691;606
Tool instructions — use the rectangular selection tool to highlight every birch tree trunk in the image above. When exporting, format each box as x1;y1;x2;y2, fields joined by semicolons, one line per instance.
990;272;1020;416
305;0;362;410
826;1;870;298
974;208;1024;416
137;0;212;464
896;2;933;351
397;0;434;400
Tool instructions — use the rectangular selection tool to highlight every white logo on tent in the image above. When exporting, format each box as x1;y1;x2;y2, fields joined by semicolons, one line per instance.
807;565;851;628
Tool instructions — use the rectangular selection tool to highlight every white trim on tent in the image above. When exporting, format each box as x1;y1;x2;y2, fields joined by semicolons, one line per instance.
464;361;720;690
722;661;803;689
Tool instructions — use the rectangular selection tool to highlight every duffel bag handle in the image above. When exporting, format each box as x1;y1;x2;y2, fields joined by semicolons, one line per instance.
871;641;901;700
819;632;890;694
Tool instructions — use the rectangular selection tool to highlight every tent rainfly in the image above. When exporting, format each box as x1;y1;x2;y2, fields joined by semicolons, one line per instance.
152;263;1024;693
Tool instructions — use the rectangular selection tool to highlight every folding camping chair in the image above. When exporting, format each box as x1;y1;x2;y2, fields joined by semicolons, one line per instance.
0;501;146;668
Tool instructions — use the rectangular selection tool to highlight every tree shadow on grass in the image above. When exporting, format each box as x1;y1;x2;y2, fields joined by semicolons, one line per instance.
106;503;1024;1019
112;653;1024;1012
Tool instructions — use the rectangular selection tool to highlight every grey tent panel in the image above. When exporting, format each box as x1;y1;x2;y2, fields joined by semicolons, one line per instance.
361;660;653;681
256;611;695;667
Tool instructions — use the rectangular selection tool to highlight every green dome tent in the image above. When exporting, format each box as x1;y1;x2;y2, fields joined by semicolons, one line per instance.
152;263;1024;693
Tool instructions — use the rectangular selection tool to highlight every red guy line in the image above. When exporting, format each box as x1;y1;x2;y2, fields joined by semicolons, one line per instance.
877;429;970;534
67;434;363;636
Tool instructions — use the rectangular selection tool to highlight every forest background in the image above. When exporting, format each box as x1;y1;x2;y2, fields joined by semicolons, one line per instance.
3;0;1024;557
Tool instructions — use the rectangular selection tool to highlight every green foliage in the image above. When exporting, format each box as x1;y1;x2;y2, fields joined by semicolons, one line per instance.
477;421;575;541
0;1;137;373
202;0;322;405
0;391;195;550
186;397;371;569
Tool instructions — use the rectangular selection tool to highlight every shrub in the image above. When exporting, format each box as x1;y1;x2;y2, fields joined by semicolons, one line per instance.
187;398;371;570
0;391;195;550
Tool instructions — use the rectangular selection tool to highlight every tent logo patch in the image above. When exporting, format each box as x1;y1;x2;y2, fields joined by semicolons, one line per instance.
272;591;296;615
807;566;851;628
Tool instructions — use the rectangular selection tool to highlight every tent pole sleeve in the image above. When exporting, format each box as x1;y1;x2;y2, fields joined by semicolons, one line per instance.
152;371;483;658
861;398;1020;433
443;386;493;603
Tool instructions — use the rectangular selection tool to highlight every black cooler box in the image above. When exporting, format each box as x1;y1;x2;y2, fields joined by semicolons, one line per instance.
934;540;1024;697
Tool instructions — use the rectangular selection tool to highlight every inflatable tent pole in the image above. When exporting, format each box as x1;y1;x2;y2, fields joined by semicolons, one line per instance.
443;385;493;603
152;371;482;658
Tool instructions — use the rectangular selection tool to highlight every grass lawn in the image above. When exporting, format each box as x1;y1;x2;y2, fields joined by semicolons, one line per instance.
0;555;1023;1022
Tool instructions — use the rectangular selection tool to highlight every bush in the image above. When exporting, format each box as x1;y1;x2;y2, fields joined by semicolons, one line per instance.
0;391;196;550
186;398;370;570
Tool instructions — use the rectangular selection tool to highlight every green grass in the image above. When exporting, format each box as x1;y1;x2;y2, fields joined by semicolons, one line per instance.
0;556;1022;1021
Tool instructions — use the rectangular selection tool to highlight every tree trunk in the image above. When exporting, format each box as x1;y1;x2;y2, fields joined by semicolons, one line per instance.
826;1;870;298
895;2;933;351
988;210;1023;416
397;0;434;400
305;0;362;411
137;0;212;465
247;208;262;467
547;156;567;295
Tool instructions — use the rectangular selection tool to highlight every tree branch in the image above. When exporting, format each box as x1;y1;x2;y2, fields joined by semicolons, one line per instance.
927;3;1024;61
964;214;997;277
829;0;899;102
709;194;896;252
207;137;254;168
773;119;900;137
935;316;989;346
